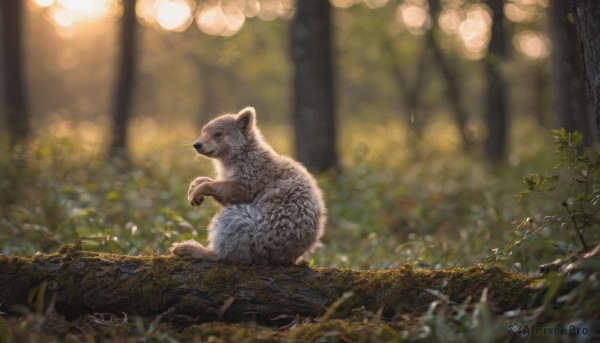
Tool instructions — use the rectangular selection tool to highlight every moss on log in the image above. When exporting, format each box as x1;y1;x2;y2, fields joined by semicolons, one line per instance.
0;246;537;323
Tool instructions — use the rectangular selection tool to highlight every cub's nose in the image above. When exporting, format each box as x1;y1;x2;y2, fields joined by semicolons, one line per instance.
193;141;203;150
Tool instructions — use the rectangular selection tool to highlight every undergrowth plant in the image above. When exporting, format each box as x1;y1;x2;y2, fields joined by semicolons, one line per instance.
488;129;600;267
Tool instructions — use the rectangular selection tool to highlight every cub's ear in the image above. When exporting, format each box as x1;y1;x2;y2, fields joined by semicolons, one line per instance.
236;106;256;133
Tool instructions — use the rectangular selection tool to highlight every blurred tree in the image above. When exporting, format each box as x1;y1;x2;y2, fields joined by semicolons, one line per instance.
548;0;592;146
532;64;550;127
1;0;30;146
572;0;600;138
484;0;508;163
428;0;472;151
291;0;338;172
198;60;220;125
181;28;220;126
110;0;138;159
384;39;428;138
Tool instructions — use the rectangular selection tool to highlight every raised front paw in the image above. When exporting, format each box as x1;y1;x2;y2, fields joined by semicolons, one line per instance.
188;177;213;207
188;183;210;207
188;176;213;196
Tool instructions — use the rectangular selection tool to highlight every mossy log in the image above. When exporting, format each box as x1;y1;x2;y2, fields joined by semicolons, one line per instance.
0;247;537;324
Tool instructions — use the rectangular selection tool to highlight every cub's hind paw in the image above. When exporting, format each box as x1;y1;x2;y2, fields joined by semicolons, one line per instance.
170;240;216;260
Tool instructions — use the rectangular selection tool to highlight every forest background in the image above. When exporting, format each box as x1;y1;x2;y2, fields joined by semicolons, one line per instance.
1;0;599;341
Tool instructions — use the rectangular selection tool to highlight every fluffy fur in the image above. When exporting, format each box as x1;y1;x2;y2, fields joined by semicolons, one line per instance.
170;107;326;265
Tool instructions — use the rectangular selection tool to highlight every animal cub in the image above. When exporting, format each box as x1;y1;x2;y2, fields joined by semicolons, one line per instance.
170;107;326;265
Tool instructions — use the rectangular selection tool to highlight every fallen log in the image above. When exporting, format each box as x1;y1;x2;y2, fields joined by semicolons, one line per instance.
0;245;537;324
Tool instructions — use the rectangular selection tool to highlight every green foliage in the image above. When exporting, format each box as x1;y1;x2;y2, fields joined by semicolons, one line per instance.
0;138;213;256
2;122;598;341
0;119;557;270
483;129;600;339
506;129;600;262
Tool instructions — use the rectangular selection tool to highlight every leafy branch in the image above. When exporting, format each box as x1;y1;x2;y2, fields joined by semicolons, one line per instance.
518;129;599;253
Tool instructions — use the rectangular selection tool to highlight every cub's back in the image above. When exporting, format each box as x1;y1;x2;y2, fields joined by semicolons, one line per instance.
256;155;324;214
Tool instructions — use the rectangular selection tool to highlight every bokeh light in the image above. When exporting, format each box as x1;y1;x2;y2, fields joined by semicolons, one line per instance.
136;0;194;32
195;0;248;37
155;0;194;32
34;0;55;8
504;3;529;23
515;30;550;60
221;4;246;37
33;0;297;37
195;1;227;36
58;0;101;16
458;4;492;60
515;0;548;6
504;0;548;23
438;8;462;35
364;0;389;9
243;0;260;17
330;0;360;9
32;0;117;29
257;0;293;21
396;1;431;35
49;7;77;27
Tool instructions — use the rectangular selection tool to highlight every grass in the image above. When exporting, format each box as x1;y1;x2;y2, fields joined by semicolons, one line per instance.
1;116;598;341
0;116;573;269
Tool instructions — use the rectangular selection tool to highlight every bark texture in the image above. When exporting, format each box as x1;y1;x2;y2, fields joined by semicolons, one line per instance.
548;0;592;145
0;0;30;145
291;0;338;173
0;248;536;324
110;0;138;159
572;0;600;137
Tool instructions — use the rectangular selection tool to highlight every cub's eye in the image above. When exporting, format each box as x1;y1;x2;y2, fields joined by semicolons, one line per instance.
214;132;223;138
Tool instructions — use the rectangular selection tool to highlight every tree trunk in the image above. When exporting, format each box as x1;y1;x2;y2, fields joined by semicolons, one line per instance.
572;0;600;138
198;61;219;126
0;0;30;146
109;0;138;159
548;0;593;146
428;0;472;151
384;38;429;140
291;0;338;173
0;249;536;323
532;64;550;127
484;0;508;163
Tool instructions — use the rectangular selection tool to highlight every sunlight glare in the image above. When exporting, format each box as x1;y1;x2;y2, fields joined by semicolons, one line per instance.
155;0;194;32
50;7;77;27
34;0;55;8
58;0;109;18
45;0;114;28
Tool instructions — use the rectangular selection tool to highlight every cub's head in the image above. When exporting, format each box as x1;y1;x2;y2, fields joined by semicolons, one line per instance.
192;107;256;160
